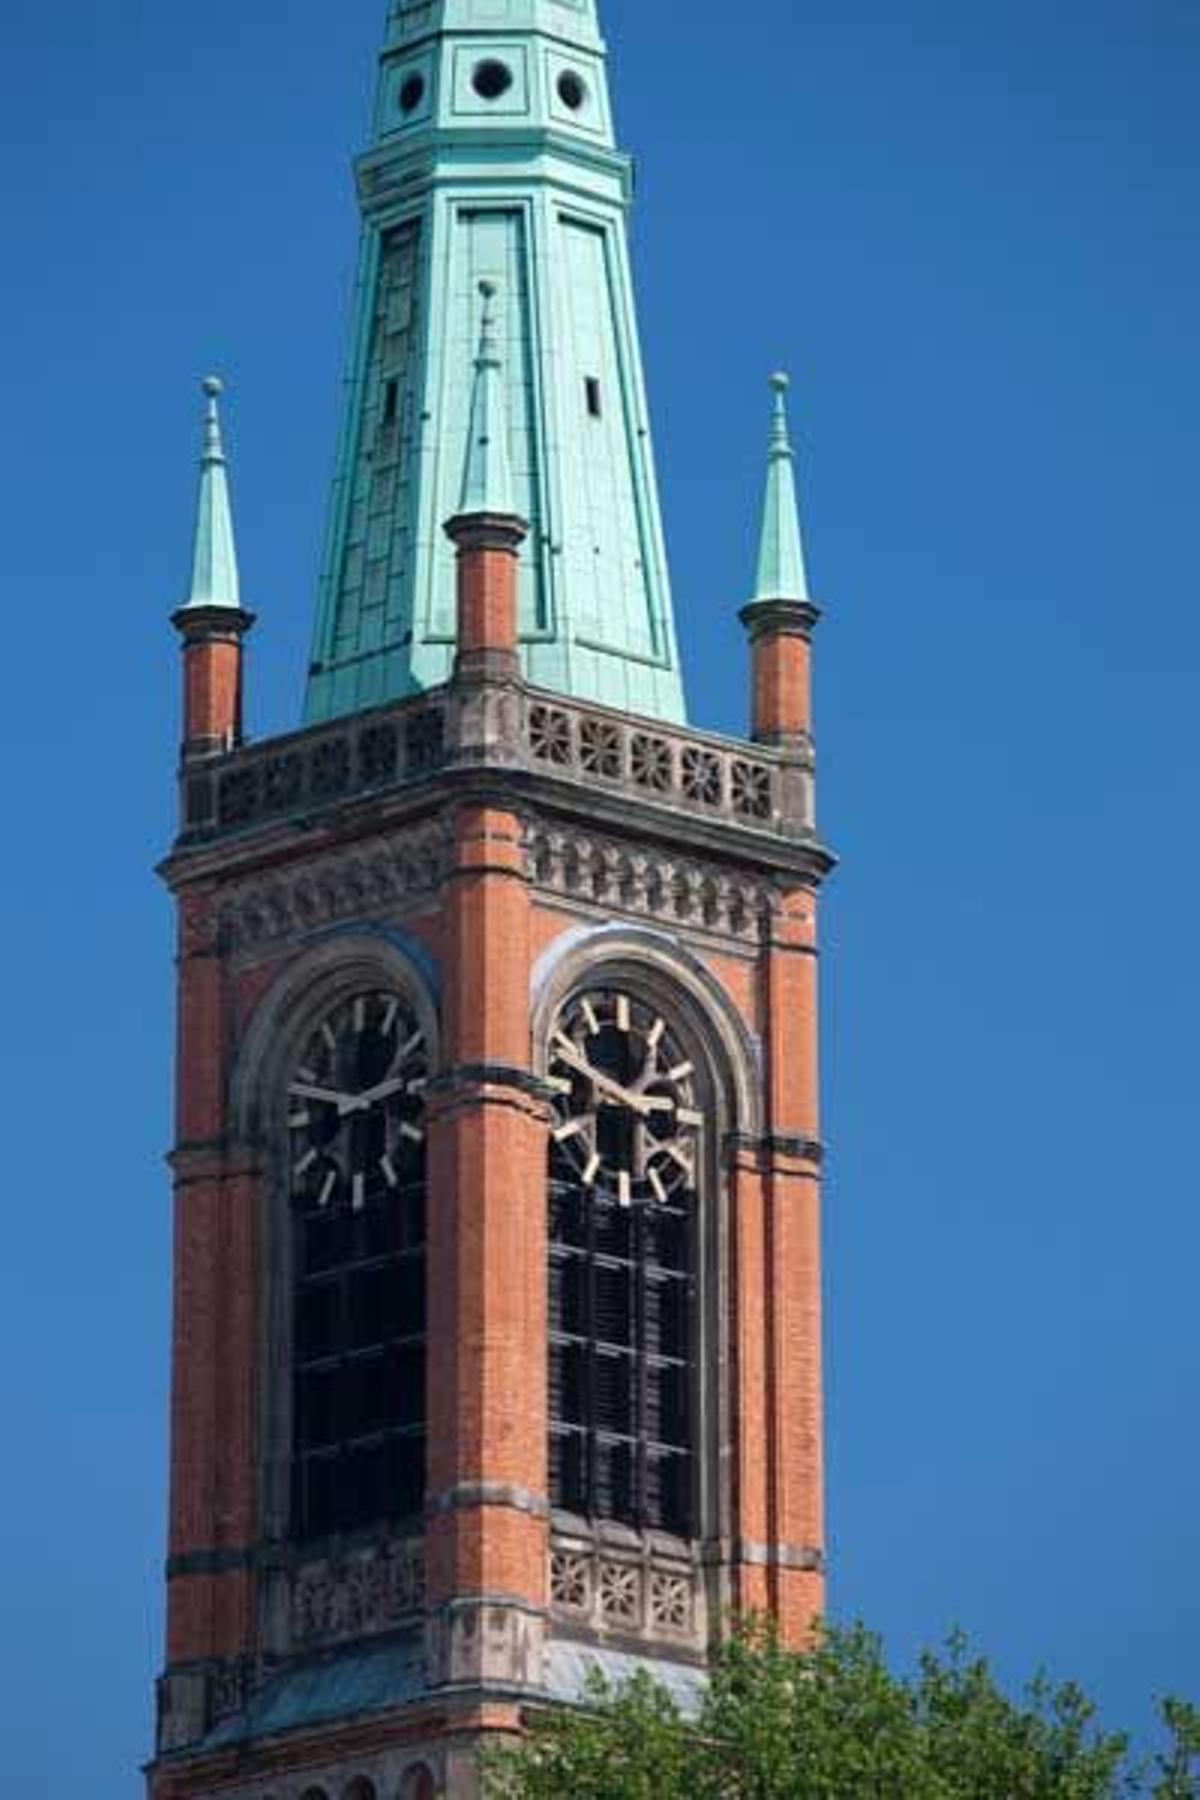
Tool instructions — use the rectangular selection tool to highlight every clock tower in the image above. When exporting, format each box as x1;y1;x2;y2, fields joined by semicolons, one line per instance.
150;5;833;1797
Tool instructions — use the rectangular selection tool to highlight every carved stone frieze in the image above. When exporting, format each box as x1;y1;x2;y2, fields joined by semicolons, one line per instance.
550;1539;705;1649
524;817;777;943
217;823;451;954
290;1537;426;1649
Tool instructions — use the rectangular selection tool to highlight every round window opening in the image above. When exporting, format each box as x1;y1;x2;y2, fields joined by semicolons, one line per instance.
557;70;587;111
398;72;426;115
472;59;514;101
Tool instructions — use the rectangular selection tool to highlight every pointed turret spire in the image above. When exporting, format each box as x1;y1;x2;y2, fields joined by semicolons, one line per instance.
741;372;820;748
457;282;520;521
172;377;254;762
183;376;241;612
752;372;811;605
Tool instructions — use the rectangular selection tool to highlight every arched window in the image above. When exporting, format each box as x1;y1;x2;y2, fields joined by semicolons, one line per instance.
547;986;700;1537
288;986;429;1539
342;1779;378;1800
401;1766;436;1800
299;1789;330;1800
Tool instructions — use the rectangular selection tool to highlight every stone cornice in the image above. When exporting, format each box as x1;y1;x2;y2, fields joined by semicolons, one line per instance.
739;597;822;642
165;681;834;896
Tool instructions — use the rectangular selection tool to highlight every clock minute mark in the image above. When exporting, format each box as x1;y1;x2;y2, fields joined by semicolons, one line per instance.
288;1110;311;1130
354;996;366;1034
677;1107;704;1129
297;1065;318;1083
318;1169;338;1209
322;1023;337;1054
294;1148;318;1178
381;1154;399;1189
649;1166;668;1205
668;1060;695;1083
615;995;631;1033
647;1016;666;1050
618;1170;632;1208
397;1029;424;1064
582;1150;601;1186
400;1121;425;1145
581;999;601;1036
352;1172;365;1212
381;997;399;1036
553;1117;587;1143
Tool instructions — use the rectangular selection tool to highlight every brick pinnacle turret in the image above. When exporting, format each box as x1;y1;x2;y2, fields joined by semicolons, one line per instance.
444;283;529;684
741;372;821;748
172;377;254;758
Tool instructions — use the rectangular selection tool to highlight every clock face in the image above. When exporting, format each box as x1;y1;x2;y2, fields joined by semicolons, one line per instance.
548;990;703;1207
288;990;428;1213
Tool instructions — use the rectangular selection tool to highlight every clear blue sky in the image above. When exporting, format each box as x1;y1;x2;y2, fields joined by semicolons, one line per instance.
0;0;1196;1789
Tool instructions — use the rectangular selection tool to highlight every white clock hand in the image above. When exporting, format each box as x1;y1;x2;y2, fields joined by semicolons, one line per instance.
289;1080;358;1110
552;1039;659;1117
342;1072;413;1114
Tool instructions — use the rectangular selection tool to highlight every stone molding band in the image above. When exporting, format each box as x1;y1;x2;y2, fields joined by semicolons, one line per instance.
426;1063;559;1108
168;1546;255;1579
739;597;822;642
427;1481;551;1521
736;1539;826;1573
727;1132;825;1167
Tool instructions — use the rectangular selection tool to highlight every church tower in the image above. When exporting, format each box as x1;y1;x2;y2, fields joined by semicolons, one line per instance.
150;5;832;1796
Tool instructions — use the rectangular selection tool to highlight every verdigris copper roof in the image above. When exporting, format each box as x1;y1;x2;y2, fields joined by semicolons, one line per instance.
750;373;812;607
304;0;685;726
201;1637;425;1749
180;378;241;614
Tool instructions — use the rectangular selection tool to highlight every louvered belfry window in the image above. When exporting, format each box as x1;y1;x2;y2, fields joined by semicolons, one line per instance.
288;990;429;1540
547;990;699;1538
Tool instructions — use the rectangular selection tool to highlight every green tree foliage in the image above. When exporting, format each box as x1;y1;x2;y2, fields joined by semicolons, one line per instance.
484;1621;1197;1799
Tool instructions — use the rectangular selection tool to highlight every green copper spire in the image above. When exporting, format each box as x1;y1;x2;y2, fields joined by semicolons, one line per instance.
182;377;241;612
304;0;685;724
752;373;811;605
456;282;520;520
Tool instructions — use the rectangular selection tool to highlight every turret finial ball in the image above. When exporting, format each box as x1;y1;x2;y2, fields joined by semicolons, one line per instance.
770;370;790;393
203;375;224;398
479;279;497;300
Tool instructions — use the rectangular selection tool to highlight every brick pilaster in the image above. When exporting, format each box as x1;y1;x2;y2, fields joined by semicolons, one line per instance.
760;888;826;1641
164;886;260;1669
425;804;551;1688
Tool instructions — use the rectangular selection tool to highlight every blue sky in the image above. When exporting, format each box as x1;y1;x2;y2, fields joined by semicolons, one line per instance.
0;0;1196;1789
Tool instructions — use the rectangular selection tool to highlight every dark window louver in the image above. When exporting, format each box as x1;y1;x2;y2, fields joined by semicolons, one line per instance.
292;1171;427;1539
548;1146;697;1538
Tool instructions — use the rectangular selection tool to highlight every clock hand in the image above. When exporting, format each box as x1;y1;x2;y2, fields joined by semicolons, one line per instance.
552;1039;658;1117
288;1080;359;1110
341;1072;413;1114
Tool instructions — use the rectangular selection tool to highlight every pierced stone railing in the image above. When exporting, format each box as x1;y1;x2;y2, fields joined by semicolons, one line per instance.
179;681;814;849
181;703;447;842
549;1534;707;1651
285;1535;426;1651
523;696;806;832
